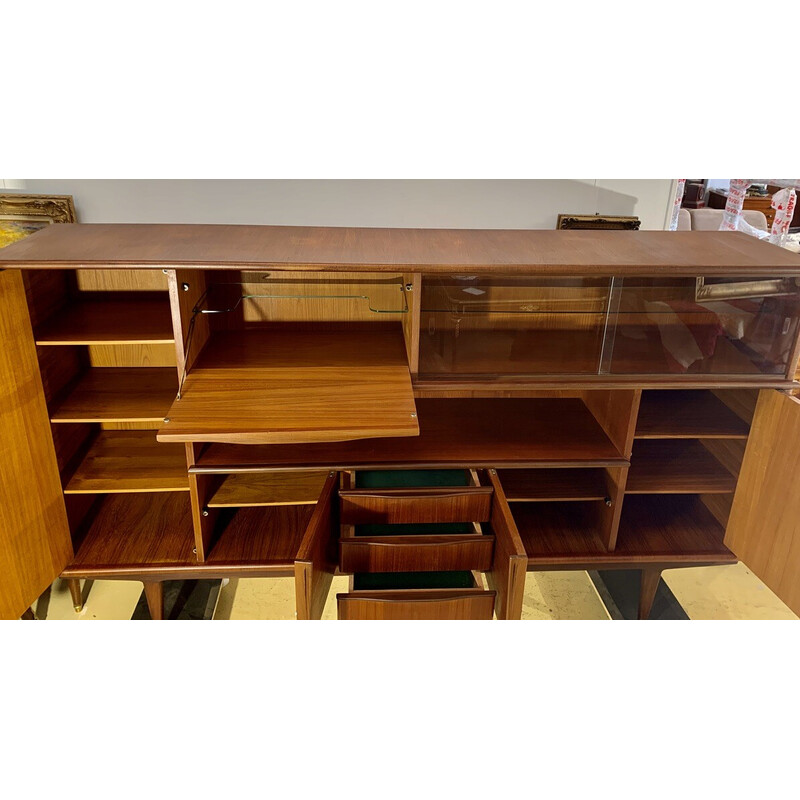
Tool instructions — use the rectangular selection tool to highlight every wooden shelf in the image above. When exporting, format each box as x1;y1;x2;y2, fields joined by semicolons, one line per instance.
615;495;735;562
193;398;627;472
50;367;177;423
157;327;418;445
62;493;312;578
64;431;189;494
204;506;314;570
514;502;607;564
35;298;174;345
635;390;750;439
498;468;608;502
63;492;196;577
513;495;735;568
626;440;737;494
207;470;329;507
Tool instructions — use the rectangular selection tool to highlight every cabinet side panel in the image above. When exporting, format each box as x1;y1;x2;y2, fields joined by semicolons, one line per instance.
725;390;800;616
0;270;72;619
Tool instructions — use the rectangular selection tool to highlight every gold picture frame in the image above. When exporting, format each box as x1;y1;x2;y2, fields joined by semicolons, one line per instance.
0;193;77;249
557;213;640;231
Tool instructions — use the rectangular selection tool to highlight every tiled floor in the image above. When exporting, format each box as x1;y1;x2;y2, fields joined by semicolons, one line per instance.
35;564;797;620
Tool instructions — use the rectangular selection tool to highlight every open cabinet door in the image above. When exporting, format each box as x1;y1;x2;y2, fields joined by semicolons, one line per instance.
0;270;72;619
294;472;339;619
725;390;800;617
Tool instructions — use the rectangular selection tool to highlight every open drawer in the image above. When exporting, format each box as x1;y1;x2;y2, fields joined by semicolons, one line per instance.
337;572;496;620
338;482;495;573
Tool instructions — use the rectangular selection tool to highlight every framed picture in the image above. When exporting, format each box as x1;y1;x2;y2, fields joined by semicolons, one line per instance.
557;213;640;231
0;193;77;249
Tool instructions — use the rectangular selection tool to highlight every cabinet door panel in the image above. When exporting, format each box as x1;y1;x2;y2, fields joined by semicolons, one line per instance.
0;270;72;619
725;390;800;616
294;472;338;619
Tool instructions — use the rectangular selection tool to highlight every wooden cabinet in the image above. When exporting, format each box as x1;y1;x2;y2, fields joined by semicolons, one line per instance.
2;225;800;619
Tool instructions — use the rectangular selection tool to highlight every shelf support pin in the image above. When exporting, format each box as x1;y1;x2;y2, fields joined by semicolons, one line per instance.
604;497;612;507
202;509;209;517
163;417;170;423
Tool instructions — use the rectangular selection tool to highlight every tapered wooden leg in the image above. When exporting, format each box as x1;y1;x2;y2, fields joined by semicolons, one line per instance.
143;582;164;620
638;568;662;620
67;578;83;612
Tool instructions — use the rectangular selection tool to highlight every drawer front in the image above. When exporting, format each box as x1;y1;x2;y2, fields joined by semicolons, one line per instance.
339;534;494;573
337;589;496;620
339;487;493;525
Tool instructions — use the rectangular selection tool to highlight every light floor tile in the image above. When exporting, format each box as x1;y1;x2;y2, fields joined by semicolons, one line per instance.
34;564;799;620
664;563;798;620
38;578;143;621
213;575;350;620
522;571;611;620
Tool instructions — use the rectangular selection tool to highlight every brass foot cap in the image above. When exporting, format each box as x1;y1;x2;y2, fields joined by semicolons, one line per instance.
73;605;83;613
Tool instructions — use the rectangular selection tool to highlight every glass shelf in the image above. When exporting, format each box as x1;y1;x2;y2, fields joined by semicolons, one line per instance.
194;274;409;316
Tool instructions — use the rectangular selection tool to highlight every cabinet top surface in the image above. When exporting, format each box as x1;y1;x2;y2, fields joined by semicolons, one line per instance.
2;223;800;275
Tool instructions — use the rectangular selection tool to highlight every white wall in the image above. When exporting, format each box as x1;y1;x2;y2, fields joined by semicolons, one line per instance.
3;179;676;230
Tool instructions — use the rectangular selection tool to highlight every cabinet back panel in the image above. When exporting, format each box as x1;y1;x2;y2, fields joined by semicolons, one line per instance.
75;269;169;292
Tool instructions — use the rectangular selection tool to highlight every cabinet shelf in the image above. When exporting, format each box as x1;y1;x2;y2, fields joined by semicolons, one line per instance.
513;495;735;568
192;398;627;472
498;468;608;502
626;440;737;494
514;502;607;564
157;326;418;445
635;390;750;439
62;494;313;579
63;492;196;577
64;431;189;494
34;297;175;345
204;506;314;570
615;495;735;563
207;471;329;507
50;367;177;423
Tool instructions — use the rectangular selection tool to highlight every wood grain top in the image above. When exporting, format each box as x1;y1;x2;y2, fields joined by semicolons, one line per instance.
3;223;800;276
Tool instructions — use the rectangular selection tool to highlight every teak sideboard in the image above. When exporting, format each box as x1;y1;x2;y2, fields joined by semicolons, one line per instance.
2;224;800;620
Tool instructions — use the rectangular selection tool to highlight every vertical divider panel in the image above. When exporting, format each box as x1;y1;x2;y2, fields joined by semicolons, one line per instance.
600;466;626;550
484;469;527;620
581;389;640;551
581;389;640;458
185;443;219;561
167;270;213;561
166;269;211;385
402;273;421;377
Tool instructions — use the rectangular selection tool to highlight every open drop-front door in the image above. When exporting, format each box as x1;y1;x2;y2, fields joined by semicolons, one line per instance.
0;270;72;619
725;389;800;617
